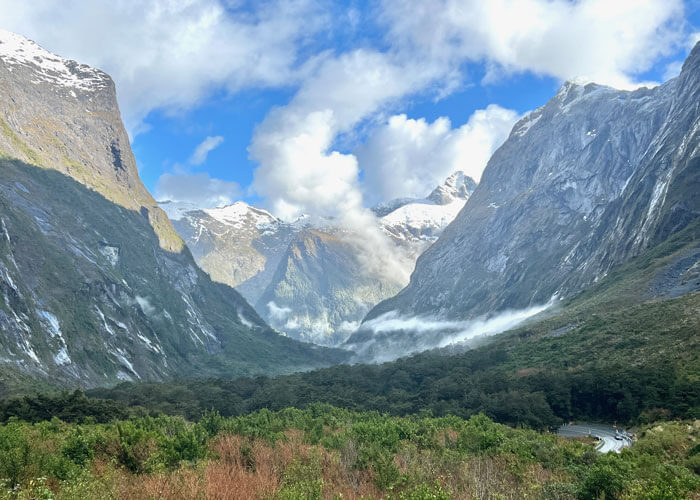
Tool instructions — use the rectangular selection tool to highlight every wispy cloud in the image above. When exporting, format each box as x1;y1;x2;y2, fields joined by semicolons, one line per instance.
190;135;224;165
155;172;240;208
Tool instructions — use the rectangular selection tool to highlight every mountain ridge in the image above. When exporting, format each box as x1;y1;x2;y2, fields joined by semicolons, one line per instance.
355;42;700;353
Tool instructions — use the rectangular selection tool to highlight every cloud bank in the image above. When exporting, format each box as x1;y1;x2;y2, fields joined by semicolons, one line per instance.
357;105;519;205
350;300;554;363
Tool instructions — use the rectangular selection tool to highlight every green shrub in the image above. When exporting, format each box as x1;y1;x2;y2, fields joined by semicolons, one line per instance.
276;454;324;500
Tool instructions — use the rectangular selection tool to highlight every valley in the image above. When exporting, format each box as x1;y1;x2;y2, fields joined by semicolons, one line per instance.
0;11;698;499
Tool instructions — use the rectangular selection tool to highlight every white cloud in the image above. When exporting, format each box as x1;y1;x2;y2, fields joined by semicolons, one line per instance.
155;172;240;208
357;105;519;205
267;301;292;322
687;31;700;49
353;300;553;362
250;49;434;220
190;135;224;165
0;0;329;135
380;0;686;89
663;60;685;81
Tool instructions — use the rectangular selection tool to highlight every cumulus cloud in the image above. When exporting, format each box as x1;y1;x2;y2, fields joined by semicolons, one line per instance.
0;0;329;135
381;0;686;89
155;172;240;208
190;136;224;165
357;105;519;204
249;49;439;285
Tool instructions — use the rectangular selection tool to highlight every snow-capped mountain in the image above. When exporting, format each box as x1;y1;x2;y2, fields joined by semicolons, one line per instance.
161;172;476;345
163;201;306;305
378;171;477;244
0;30;342;390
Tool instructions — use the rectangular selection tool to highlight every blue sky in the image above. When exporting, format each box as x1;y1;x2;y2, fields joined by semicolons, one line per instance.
2;0;700;216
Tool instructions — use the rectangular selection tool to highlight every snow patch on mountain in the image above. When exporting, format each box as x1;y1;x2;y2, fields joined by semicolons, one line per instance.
377;171;476;243
204;202;279;229
380;199;466;242
0;29;109;91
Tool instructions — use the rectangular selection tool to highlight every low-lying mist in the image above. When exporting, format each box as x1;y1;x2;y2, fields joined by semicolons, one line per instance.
346;299;556;363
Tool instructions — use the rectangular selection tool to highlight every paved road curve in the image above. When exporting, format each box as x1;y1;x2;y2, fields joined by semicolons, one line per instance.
558;423;632;453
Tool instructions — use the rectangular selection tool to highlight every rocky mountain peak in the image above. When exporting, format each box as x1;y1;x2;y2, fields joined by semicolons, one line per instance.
204;202;280;229
427;171;477;205
681;41;700;76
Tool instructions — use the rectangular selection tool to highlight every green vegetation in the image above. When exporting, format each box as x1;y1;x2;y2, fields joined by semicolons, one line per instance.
0;405;697;499
0;117;43;166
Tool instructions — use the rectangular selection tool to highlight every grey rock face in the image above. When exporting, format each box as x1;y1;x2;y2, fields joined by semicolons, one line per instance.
162;202;301;305
364;43;700;327
0;31;343;389
0;29;180;252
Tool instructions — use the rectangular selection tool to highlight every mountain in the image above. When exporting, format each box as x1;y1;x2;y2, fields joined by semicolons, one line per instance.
377;171;477;245
0;30;344;392
353;42;700;355
162;172;475;345
160;201;304;305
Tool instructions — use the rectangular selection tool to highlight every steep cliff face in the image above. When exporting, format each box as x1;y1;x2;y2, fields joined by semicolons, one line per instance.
162;173;476;345
0;29;180;252
363;43;700;327
0;31;343;391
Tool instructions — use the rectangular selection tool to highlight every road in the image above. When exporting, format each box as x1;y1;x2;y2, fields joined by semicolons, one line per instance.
558;423;632;453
